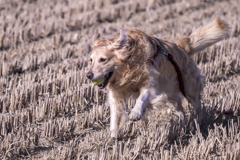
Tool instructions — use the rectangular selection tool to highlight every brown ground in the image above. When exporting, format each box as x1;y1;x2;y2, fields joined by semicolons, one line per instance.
0;0;240;159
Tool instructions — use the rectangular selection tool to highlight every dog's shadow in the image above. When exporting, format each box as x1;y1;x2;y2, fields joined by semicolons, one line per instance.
116;98;237;148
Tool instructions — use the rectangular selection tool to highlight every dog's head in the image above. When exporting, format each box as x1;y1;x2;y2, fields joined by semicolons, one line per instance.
86;29;130;89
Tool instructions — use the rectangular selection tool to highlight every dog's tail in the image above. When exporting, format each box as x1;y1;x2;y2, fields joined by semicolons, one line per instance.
175;17;230;56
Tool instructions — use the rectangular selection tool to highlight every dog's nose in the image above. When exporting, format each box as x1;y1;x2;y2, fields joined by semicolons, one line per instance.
86;72;94;80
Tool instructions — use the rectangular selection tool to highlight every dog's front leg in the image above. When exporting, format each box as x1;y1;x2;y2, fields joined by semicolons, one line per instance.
108;90;119;139
129;88;150;121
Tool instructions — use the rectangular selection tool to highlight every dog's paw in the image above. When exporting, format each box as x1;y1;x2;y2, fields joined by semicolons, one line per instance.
129;110;142;121
110;129;117;139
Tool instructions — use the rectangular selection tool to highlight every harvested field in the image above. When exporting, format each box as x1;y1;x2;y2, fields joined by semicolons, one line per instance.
0;0;240;159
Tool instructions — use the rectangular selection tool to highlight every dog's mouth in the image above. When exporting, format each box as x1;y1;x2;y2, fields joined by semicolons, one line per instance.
98;71;114;89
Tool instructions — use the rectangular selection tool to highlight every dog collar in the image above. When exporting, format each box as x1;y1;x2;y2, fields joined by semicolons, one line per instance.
147;45;186;97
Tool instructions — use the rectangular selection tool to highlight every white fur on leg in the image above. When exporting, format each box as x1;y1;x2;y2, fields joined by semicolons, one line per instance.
109;90;118;138
129;88;150;120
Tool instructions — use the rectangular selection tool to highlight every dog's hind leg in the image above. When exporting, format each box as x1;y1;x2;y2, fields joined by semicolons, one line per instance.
129;88;150;121
168;94;185;120
187;94;201;111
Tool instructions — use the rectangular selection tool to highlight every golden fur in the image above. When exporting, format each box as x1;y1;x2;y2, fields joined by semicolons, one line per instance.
87;17;230;138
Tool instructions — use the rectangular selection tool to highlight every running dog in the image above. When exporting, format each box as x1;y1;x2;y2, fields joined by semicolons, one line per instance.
86;17;229;138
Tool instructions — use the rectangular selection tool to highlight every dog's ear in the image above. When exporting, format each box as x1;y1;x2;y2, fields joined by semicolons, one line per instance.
113;29;129;49
113;29;131;61
91;33;100;47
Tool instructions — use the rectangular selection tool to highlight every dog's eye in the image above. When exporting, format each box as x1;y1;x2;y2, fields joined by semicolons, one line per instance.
89;59;92;63
100;58;107;62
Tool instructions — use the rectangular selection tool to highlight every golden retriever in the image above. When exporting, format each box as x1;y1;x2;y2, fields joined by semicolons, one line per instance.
86;17;229;138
